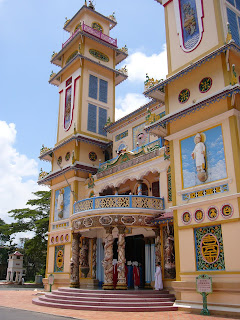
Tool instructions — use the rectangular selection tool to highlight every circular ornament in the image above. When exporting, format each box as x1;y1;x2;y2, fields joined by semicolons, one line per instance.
201;233;219;264
89;151;97;161
207;206;219;221
65;152;70;161
194;209;205;223
199;77;212;93
57;156;62;165
221;203;233;218
178;89;190;104
182;211;192;224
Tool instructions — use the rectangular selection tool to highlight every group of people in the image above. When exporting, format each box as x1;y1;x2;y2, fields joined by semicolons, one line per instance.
112;259;163;290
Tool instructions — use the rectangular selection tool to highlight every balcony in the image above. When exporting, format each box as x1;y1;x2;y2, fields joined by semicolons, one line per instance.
73;195;165;216
82;23;117;47
97;138;163;179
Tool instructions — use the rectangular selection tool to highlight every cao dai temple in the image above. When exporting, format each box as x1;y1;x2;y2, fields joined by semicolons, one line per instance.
35;0;240;314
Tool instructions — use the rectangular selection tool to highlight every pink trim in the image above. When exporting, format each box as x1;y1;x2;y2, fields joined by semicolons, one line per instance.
200;233;220;264
207;206;219;221
163;0;173;7
194;208;205;223
220;203;234;219
64;76;80;132
82;22;117;47
178;0;204;53
181;211;192;225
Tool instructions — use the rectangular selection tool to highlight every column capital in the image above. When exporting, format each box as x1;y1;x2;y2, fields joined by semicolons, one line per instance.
104;226;114;234
117;225;126;234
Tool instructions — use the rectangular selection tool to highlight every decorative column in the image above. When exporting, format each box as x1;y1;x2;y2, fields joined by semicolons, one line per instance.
137;180;143;195
92;238;97;279
70;232;80;288
79;237;89;278
144;238;152;288
153;227;161;266
102;226;114;289
114;187;119;195
116;226;127;290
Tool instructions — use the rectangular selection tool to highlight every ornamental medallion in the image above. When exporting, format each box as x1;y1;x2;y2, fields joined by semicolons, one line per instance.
221;203;233;218
89;49;109;62
194;209;204;223
199;77;212;93
178;88;190;103
174;0;204;52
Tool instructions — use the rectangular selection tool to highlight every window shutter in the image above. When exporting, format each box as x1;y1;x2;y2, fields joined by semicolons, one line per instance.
89;75;98;99
98;107;107;136
227;8;240;46
88;104;97;133
227;0;235;6
99;79;108;103
236;0;240;11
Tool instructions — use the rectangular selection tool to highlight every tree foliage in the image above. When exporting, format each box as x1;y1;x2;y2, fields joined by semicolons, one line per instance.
0;190;51;280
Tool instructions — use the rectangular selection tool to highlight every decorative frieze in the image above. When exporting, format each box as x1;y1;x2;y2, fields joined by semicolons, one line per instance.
182;184;229;201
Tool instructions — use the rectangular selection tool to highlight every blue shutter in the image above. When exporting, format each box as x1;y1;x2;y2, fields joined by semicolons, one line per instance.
99;79;108;103
236;0;240;10
98;107;107;136
227;0;235;6
89;75;98;99
227;8;240;46
88;104;97;133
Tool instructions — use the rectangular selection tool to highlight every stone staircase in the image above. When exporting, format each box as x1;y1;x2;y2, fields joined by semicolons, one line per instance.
32;287;177;312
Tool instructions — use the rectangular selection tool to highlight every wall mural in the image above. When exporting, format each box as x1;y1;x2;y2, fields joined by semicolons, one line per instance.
54;186;71;221
133;123;149;149
174;0;204;52
194;225;225;271
54;245;65;272
181;126;227;189
163;224;176;279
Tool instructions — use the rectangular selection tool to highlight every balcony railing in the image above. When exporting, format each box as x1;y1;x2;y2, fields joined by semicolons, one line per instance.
74;195;164;214
62;28;81;48
82;23;117;47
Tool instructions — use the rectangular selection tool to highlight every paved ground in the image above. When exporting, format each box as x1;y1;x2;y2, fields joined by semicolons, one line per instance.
0;289;238;320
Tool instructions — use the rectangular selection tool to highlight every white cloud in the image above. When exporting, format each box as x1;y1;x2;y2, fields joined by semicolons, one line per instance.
115;93;150;120
125;44;168;82
0;121;46;224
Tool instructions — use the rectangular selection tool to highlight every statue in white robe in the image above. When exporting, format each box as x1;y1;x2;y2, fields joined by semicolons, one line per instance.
155;262;163;290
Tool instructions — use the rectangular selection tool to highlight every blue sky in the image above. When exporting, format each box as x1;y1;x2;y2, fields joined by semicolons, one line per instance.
0;0;167;225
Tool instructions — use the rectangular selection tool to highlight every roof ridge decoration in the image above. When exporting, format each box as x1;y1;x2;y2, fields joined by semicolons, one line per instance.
144;42;240;97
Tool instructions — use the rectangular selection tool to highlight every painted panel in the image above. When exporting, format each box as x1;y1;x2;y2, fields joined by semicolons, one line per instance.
54;186;71;221
132;123;149;149
180;126;227;189
194;225;225;271
54;245;64;272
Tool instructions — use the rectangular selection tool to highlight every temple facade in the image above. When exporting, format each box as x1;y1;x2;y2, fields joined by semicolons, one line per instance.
39;0;240;311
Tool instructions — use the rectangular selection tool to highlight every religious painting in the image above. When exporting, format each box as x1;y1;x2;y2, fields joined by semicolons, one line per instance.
180;126;227;189
54;245;64;272
64;77;74;131
133;123;149;149
163;224;176;279
174;0;204;52
54;186;71;221
194;225;225;271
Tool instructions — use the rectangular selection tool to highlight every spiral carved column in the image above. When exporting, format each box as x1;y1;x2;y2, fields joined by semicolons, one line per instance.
79;237;89;278
153;227;161;266
70;233;80;288
116;226;127;290
102;226;114;289
92;238;97;279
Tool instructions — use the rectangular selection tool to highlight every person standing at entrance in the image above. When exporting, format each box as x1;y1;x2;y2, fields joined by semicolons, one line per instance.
155;262;163;290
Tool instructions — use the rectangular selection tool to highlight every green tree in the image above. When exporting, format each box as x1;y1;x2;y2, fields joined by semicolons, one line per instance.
1;190;51;281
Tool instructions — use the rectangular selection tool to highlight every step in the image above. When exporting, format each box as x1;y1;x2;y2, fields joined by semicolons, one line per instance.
58;287;169;295
32;298;178;312
44;293;175;303
39;296;174;307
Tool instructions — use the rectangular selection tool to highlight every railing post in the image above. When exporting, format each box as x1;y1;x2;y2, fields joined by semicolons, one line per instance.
129;195;132;208
92;197;95;209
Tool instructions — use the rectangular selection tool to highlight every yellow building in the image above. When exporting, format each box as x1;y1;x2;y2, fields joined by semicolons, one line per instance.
38;0;240;314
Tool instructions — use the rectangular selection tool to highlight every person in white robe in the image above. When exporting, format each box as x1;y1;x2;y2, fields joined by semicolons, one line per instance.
155;262;163;290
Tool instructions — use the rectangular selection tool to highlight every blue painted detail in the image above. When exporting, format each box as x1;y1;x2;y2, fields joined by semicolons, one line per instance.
227;8;240;46
99;79;108;103
87;103;97;133
89;75;98;99
98;107;107;136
